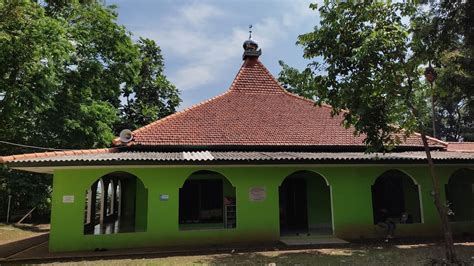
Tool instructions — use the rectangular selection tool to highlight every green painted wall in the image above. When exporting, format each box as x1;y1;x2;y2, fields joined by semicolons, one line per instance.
135;179;148;232
49;164;474;252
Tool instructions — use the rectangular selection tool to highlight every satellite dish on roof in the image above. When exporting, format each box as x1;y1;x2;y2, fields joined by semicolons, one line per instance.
119;129;133;143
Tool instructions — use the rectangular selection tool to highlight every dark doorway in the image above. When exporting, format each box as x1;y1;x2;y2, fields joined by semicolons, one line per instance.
279;178;308;234
445;169;474;222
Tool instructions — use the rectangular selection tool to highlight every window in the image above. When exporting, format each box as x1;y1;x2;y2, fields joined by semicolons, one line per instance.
372;170;422;224
83;172;147;235
180;179;223;224
179;171;236;230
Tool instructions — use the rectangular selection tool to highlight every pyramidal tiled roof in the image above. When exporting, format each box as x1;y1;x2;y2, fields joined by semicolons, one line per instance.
120;57;446;150
0;57;452;166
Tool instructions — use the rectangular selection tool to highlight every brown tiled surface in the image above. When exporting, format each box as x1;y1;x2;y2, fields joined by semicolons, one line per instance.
123;58;446;148
0;148;118;164
447;142;474;152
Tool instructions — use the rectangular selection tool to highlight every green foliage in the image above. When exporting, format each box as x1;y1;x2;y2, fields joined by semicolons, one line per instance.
435;50;474;141
0;0;72;147
0;166;51;222
120;38;181;130
278;61;318;100
411;0;473;141
0;0;180;222
289;1;428;151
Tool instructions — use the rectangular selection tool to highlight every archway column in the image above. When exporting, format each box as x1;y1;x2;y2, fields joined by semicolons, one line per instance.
315;167;375;238
89;183;98;226
219;167;283;242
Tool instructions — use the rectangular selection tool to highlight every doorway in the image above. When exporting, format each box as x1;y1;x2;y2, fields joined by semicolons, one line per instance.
279;177;308;234
279;171;333;237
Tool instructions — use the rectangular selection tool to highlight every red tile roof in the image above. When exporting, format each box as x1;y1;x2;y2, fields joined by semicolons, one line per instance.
0;148;118;164
447;142;474;152
119;58;446;149
0;57;449;165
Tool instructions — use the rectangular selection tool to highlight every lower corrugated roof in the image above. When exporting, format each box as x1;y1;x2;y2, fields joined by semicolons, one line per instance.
7;151;474;166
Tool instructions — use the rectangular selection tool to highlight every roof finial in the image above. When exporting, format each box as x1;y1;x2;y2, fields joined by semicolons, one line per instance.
242;24;261;60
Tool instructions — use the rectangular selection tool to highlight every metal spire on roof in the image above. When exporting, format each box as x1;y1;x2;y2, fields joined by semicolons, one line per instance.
242;24;261;60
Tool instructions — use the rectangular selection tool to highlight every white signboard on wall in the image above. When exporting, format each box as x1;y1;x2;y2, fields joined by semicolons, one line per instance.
249;187;266;201
62;195;75;203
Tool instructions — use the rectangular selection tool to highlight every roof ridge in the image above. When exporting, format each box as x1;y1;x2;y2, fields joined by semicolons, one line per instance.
253;59;287;93
413;133;449;147
227;59;249;91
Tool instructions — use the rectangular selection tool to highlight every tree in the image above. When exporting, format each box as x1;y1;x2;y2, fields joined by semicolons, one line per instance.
0;0;72;152
120;38;180;130
0;0;180;222
40;0;141;149
281;1;459;263
0;0;69;221
434;51;473;141
412;0;474;141
278;61;318;100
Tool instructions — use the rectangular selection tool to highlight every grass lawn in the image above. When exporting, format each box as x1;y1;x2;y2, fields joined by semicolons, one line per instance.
0;223;49;245
42;242;474;266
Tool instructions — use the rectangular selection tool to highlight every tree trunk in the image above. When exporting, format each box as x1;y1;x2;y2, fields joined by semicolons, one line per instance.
430;87;437;138
406;74;458;263
419;132;459;264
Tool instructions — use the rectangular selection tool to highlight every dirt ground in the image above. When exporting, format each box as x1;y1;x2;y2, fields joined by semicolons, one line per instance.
2;225;473;265
40;242;474;266
0;223;49;245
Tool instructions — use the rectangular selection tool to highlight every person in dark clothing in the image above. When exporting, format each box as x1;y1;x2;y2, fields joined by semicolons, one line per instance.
377;208;396;239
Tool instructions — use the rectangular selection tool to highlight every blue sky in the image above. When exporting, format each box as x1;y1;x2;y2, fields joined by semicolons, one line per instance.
108;0;320;109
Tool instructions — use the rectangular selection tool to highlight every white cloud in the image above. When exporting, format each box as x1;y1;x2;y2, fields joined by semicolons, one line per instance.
136;1;316;92
281;0;316;28
179;3;224;25
172;64;214;89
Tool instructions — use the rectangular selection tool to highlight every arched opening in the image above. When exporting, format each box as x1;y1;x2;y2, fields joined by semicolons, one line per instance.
84;172;148;235
445;168;474;222
372;170;422;225
279;171;332;236
179;170;236;230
